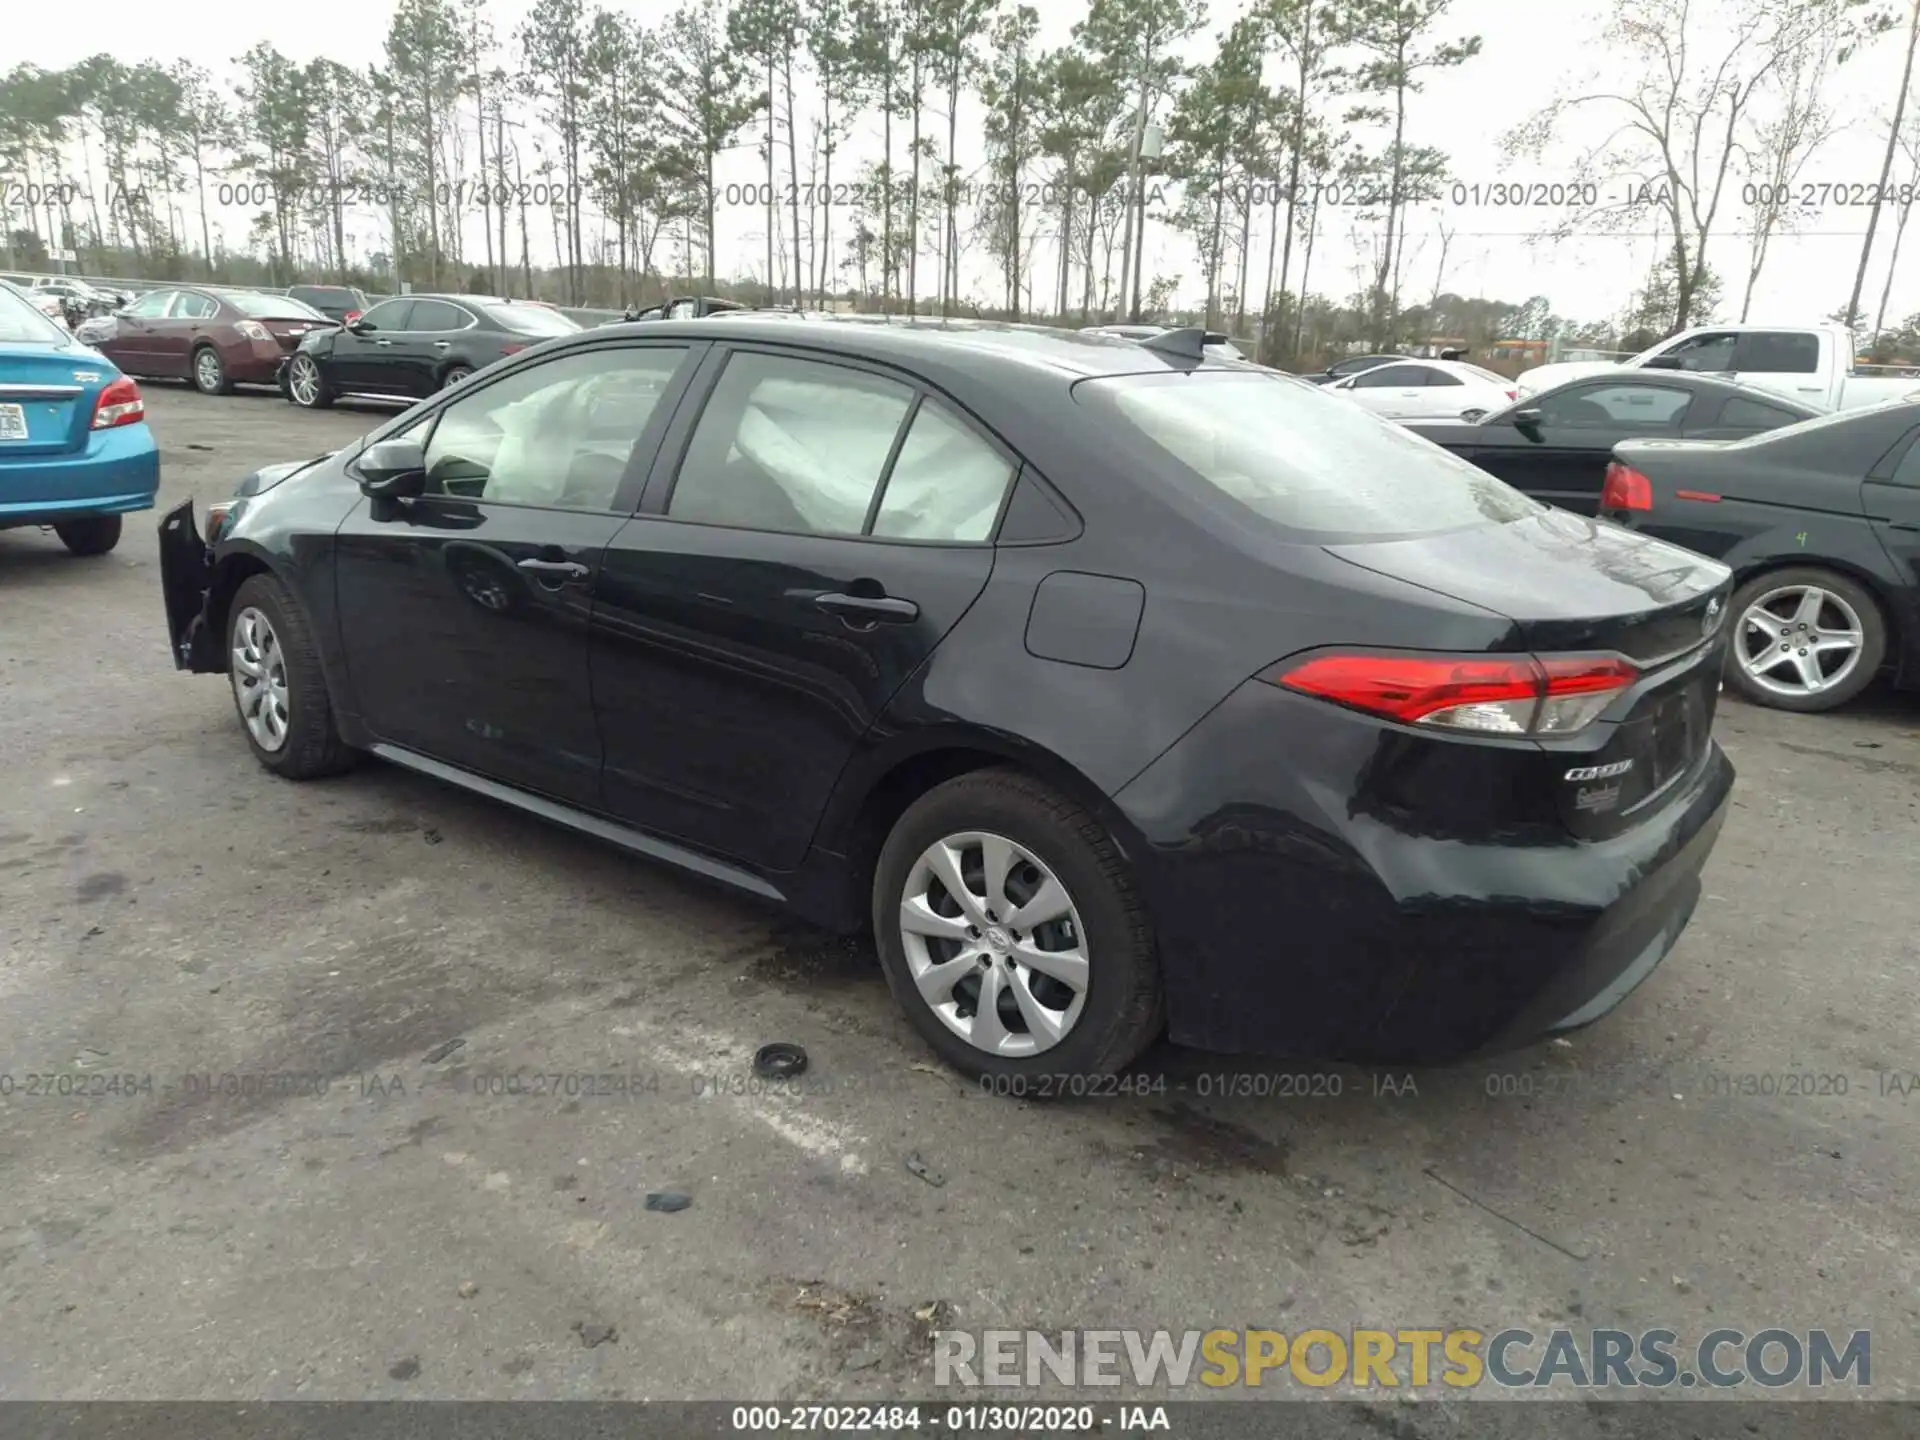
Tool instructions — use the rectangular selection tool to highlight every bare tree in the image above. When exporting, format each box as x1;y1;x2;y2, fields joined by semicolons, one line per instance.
1738;4;1846;319
1872;100;1920;343
1844;0;1920;328
1505;0;1835;333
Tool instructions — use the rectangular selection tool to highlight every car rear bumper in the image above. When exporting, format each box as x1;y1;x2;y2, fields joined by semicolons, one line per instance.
229;340;287;383
1113;678;1736;1063
0;425;160;526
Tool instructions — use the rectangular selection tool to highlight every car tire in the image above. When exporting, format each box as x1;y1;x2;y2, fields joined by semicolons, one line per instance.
872;768;1163;1087
192;345;232;396
226;573;359;779
1723;566;1887;713
440;364;474;389
286;353;335;409
53;514;122;556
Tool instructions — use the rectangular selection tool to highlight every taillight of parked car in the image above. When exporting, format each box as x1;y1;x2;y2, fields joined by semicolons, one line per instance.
235;320;272;341
343;310;361;324
91;375;145;429
1264;651;1639;736
1600;461;1652;511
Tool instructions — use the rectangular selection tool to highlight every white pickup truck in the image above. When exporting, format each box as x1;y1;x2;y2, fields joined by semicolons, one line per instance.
1515;324;1918;411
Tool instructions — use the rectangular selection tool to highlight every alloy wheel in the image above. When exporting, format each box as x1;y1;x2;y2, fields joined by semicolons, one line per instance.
195;349;223;393
1735;583;1865;699
898;831;1090;1057
231;606;292;751
289;356;320;405
443;366;473;388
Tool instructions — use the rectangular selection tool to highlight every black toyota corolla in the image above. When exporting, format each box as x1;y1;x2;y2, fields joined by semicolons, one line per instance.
156;318;1736;1081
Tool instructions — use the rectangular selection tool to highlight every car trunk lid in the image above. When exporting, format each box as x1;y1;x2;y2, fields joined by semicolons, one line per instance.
1323;509;1732;840
0;344;104;457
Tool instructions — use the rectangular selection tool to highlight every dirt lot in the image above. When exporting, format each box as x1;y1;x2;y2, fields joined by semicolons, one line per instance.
2;386;1918;1424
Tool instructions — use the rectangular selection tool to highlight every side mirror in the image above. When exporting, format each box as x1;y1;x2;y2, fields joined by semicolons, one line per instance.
1641;354;1683;370
1513;407;1546;436
357;437;427;499
1459;408;1488;422
347;319;375;335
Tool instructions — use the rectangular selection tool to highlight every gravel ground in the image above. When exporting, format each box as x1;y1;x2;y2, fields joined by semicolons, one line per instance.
1;386;1917;1430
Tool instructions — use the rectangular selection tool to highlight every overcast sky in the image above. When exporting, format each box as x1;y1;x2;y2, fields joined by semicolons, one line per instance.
12;0;1920;328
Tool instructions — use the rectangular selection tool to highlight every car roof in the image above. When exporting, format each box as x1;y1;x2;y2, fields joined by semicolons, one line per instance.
1533;369;1825;411
586;314;1252;381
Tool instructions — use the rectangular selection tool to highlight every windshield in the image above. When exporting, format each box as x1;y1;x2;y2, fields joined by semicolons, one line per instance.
1080;370;1542;539
229;291;327;320
0;283;73;343
482;303;583;336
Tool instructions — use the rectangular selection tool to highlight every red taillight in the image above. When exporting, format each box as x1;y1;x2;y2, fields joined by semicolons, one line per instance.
499;343;526;355
91;374;144;429
343;310;361;323
1265;651;1638;735
1505;389;1517;400
1601;461;1652;511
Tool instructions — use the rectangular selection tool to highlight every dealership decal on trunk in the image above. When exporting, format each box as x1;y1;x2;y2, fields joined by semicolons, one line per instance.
1564;760;1635;782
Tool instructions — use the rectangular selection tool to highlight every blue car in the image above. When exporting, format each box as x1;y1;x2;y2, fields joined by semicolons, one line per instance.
0;279;159;555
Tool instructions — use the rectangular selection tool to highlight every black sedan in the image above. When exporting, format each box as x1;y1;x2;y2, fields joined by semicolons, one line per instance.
282;293;581;406
1602;398;1920;713
155;318;1735;1081
1403;374;1825;515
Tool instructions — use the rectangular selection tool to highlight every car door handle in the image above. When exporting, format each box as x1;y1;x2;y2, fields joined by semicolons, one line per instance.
432;341;450;349
517;558;589;578
813;591;919;622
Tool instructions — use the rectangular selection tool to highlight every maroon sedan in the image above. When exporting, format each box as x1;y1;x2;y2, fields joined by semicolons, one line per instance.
94;287;334;395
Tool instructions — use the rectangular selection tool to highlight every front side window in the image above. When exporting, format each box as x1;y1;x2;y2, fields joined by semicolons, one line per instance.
870;399;1015;542
1540;382;1692;428
1658;332;1736;372
421;346;690;511
1082;370;1541;539
124;290;173;318
358;299;414;331
667;352;915;535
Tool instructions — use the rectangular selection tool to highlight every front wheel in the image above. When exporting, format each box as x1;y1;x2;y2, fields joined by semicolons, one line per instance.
192;345;232;395
226;574;359;779
872;769;1163;1086
286;353;334;408
54;514;122;555
1723;567;1886;713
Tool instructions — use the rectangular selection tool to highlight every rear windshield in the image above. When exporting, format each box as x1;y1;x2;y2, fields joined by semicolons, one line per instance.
481;303;582;336
0;283;71;343
229;291;327;320
1078;370;1542;538
291;286;356;303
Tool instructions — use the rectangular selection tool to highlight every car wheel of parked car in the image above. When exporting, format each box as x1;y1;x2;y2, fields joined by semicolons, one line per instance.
53;514;122;556
1724;566;1886;713
872;768;1163;1085
440;364;474;389
226;574;359;779
192;345;232;396
286;354;334;409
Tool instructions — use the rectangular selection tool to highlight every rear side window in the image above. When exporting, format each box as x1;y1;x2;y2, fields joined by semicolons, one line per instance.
1733;331;1819;374
870;399;1015;541
1717;396;1803;429
174;292;219;320
1082;371;1541;539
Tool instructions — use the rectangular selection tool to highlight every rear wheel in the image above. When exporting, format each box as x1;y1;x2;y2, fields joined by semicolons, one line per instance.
1724;567;1885;712
287;353;334;408
54;514;122;556
192;345;231;396
872;769;1162;1086
440;364;474;389
226;574;359;778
